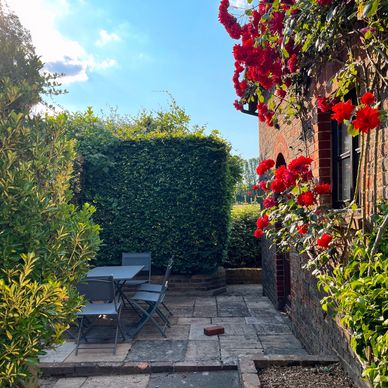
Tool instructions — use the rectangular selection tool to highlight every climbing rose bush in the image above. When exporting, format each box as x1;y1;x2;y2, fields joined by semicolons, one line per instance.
252;155;349;271
318;91;382;135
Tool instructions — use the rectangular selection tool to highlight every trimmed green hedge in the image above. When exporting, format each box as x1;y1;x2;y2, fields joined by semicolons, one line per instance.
225;204;261;268
79;134;233;274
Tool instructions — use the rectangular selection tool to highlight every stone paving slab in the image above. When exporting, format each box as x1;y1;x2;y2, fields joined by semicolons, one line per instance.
189;323;219;341
147;371;239;388
126;340;188;362
65;343;132;363
185;340;220;361
40;342;76;363
53;377;87;388
42;371;239;388
83;374;150;387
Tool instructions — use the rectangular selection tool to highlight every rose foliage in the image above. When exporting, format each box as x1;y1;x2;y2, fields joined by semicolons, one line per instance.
219;0;387;125
252;152;388;386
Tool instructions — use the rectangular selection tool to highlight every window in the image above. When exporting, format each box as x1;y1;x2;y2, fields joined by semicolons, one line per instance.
332;119;360;208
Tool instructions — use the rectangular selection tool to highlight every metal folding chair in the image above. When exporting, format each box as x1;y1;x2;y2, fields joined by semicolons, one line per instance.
121;252;151;285
136;257;174;316
75;276;125;355
127;280;170;339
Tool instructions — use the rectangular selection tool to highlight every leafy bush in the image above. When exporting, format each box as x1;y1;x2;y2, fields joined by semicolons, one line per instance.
68;108;237;274
0;254;81;385
0;106;100;387
0;6;100;385
319;205;388;386
225;204;261;268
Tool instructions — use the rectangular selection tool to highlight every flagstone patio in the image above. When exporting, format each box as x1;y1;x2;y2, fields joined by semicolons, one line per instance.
39;285;307;386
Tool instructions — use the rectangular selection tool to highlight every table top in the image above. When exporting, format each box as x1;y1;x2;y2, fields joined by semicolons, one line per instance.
87;265;144;281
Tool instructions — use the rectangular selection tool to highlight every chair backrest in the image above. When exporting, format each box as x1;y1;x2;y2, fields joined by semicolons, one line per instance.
77;276;117;309
162;257;174;284
122;252;151;281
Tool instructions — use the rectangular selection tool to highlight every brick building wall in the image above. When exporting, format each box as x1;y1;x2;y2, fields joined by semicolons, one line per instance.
259;61;387;387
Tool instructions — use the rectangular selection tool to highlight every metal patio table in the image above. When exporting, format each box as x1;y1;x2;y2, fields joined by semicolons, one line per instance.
87;265;144;307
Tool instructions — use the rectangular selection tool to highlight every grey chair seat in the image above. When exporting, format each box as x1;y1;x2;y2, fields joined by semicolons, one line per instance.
123;279;147;286
137;283;163;293
77;301;122;316
131;291;161;303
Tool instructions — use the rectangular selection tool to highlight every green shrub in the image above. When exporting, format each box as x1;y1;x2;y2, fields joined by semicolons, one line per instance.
66;107;239;274
225;204;261;268
0;8;100;383
76;134;232;274
0;107;100;386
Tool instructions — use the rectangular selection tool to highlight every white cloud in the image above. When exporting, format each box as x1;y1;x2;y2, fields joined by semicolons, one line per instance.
94;58;118;70
95;29;120;46
230;0;249;8
5;0;118;84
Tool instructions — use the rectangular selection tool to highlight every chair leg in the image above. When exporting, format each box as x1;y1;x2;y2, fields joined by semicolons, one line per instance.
130;301;167;339
75;316;85;356
117;307;126;341
162;302;173;316
113;317;119;355
156;307;171;328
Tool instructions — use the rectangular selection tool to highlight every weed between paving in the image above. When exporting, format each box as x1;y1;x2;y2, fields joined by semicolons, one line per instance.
258;363;355;388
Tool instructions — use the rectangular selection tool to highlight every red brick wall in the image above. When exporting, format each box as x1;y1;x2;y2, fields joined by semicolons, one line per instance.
259;61;387;387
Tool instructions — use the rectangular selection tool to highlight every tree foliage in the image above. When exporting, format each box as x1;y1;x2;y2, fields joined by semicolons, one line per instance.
0;6;100;386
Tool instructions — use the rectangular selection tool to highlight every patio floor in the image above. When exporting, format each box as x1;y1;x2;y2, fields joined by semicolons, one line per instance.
39;285;307;386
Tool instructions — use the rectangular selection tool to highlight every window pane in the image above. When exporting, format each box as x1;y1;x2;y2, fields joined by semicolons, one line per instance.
340;127;352;153
340;158;352;201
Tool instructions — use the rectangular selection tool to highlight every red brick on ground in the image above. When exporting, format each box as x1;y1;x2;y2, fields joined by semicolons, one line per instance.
204;326;225;336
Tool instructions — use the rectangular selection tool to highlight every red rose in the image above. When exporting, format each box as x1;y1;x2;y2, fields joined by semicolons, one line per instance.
287;53;298;73
263;196;278;208
256;159;275;175
247;191;253;196
353;106;381;133
360;92;375;106
252;184;260;190
317;233;332;248
275;165;297;188
297;191;315;206
254;229;264;238
314;183;331;194
317;96;332;113
288;156;313;174
256;214;269;229
270;179;286;193
233;100;243;111
259;181;269;192
297;224;308;235
317;0;332;5
275;89;287;99
331;100;355;124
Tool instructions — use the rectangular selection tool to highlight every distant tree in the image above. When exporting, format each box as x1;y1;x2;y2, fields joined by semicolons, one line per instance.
242;158;259;188
0;1;61;112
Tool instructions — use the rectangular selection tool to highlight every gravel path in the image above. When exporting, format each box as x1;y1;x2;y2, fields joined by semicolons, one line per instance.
258;363;355;388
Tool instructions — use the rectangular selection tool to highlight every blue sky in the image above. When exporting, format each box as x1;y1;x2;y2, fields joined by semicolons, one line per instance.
7;0;259;159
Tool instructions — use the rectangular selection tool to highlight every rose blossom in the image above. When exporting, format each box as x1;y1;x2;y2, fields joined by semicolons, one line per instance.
256;159;275;175
256;214;269;229
317;233;332;248
297;191;315;206
331;100;355;123
254;229;264;238
353;106;381;133
263;196;278;208
360;92;375;106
